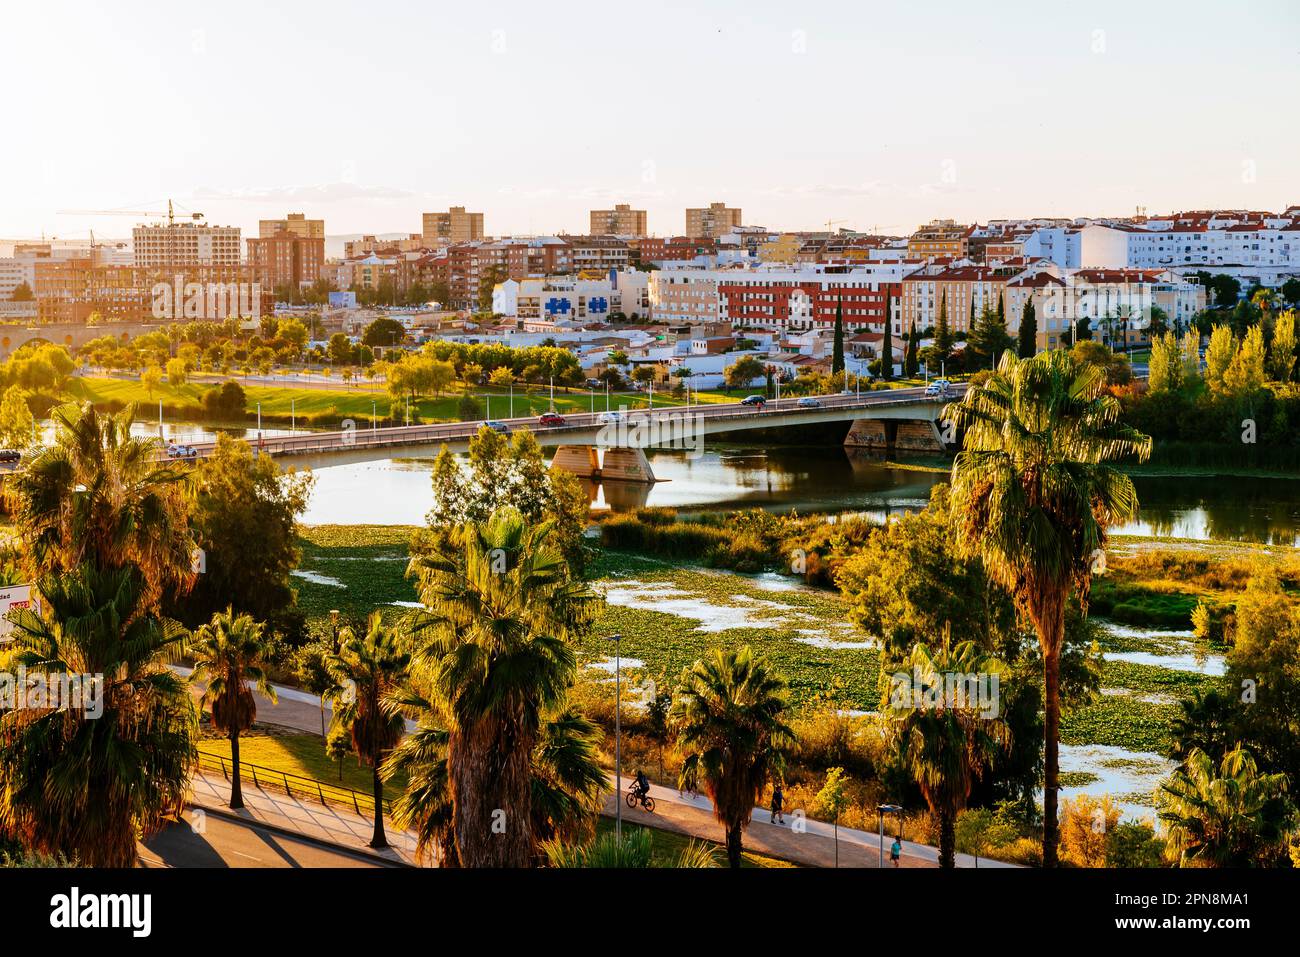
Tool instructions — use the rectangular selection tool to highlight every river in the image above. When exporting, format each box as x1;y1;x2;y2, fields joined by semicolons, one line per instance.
294;442;1300;545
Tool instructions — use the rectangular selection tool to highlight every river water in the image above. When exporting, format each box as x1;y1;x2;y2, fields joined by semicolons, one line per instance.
294;442;1300;545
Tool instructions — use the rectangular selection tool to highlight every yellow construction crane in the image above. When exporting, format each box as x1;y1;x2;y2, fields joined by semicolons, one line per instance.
825;218;848;232
56;199;205;226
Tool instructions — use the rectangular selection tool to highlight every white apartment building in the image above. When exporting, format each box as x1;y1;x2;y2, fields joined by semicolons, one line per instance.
492;270;649;321
648;269;720;324
0;258;36;299
132;222;242;267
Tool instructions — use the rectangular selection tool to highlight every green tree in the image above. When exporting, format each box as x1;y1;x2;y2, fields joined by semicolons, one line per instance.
934;292;952;355
671;646;795;868
1157;747;1295;868
1268;309;1296;382
944;350;1151;866
165;356;187;387
327;612;411;849
902;324;919;378
0;385;34;448
1204;324;1236;394
190;609;278;809
0;564;197;867
9;281;33;302
176;434;314;634
142;364;164;398
1223;324;1267;396
1179;330;1202;383
967;308;1013;371
363;317;406;347
1017;298;1037;358
7;403;194;609
813;767;852;867
723;355;764;393
886;638;1010;867
1147;331;1183;393
403;508;599;866
880;291;895;381
831;297;845;375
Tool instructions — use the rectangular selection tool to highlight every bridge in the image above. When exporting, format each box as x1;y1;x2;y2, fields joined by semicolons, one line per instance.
177;385;965;483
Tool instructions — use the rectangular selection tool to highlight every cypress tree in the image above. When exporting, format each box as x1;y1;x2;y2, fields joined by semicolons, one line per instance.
1017;298;1038;357
880;291;893;380
903;323;919;377
831;295;845;375
934;291;952;354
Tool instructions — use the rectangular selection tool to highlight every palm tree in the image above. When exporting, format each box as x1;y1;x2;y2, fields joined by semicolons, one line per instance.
327;612;410;848
190;608;278;810
0;564;197;867
543;827;719;868
382;695;606;866
404;507;599;867
944;349;1150;866
885;639;1010;867
5;403;194;608
1157;747;1295;867
670;646;795;869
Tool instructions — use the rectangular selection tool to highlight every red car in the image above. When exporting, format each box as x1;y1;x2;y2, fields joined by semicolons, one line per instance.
538;412;566;426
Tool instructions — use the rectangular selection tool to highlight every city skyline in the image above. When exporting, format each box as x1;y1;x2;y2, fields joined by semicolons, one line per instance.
3;0;1297;242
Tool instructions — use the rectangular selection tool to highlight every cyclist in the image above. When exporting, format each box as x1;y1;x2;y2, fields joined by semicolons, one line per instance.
633;768;650;802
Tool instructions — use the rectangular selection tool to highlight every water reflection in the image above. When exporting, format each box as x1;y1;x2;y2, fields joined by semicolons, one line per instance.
294;443;1300;544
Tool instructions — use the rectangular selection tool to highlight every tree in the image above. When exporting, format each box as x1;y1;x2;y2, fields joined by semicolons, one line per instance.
880;291;895;381
671;646;795;868
902;324;919;378
0;385;34;448
175;434;314;634
723;355;764;393
142;364;164;398
0;564;197;866
403;508;600;866
831;297;845;375
813;767;851;867
165;356;187;388
886;638;1010;867
6;403;195;609
944;350;1151;866
1017;299;1037;358
1179;329;1202;383
363;317;406;348
327;612;411;848
1204;324;1236;393
1223;324;1267;397
328;333;354;366
967;308;1013;371
1268;310;1296;382
1157;747;1295;868
1059;794;1120;867
1147;331;1183;393
934;292;953;355
9;281;33;302
190;609;278;809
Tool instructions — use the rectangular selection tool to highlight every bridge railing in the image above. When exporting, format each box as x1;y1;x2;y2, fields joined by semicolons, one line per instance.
196;749;393;818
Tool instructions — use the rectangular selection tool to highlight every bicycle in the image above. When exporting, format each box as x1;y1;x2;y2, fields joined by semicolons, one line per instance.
626;783;656;813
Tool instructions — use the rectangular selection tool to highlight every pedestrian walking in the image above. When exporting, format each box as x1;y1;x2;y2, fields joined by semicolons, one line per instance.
890;837;902;867
770;781;785;825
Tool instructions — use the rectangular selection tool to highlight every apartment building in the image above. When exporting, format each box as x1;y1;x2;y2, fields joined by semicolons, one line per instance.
493;271;649;321
560;235;630;273
906;219;972;260
258;212;324;239
648;270;720;324
132;222;242;268
716;266;905;332
686;202;743;239
422;207;484;245
589;204;647;236
899;266;1010;334
33;259;265;323
635;236;716;265
247;226;326;293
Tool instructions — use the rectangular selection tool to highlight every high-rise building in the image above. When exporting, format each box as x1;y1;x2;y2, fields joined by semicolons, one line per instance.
906;220;972;260
589;204;647;236
686;202;743;239
259;212;324;239
422;207;484;245
247;229;326;293
132;222;241;268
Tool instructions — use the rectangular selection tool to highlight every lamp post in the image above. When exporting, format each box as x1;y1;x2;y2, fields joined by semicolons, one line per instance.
877;803;902;867
606;633;624;841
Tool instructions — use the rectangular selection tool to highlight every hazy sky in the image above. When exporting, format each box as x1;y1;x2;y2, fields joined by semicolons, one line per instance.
4;0;1297;242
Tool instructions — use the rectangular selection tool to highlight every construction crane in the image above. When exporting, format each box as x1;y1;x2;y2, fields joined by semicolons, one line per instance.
825;218;848;233
56;199;205;225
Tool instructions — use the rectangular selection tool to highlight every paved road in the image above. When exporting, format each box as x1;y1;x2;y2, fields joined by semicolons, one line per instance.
139;811;385;868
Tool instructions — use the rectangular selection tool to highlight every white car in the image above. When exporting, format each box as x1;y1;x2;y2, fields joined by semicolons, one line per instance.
796;397;823;409
597;411;623;424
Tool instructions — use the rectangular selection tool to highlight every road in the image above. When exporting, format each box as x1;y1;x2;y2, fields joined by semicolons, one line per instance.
139;811;386;868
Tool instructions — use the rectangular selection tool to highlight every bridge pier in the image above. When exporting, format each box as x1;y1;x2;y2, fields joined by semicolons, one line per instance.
844;418;946;453
549;445;657;484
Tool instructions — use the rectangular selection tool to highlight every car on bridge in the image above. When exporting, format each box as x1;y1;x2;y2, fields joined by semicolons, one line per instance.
0;449;21;464
924;380;954;398
484;420;510;434
166;443;199;459
740;395;767;408
537;412;566;426
796;397;823;409
597;411;623;424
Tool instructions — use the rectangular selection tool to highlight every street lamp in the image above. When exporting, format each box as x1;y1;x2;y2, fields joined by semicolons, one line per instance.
877;803;902;867
606;633;624;841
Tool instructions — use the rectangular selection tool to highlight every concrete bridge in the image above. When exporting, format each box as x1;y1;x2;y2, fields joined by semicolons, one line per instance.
174;384;965;483
0;321;164;356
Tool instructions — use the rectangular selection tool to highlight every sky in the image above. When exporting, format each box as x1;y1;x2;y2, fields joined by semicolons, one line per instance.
2;0;1298;244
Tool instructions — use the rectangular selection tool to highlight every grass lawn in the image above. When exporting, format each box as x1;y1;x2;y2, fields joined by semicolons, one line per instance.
198;731;401;796
592;816;794;868
68;375;739;427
